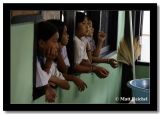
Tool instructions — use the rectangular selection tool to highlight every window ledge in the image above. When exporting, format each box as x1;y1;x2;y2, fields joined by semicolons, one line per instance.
135;61;150;66
100;50;117;58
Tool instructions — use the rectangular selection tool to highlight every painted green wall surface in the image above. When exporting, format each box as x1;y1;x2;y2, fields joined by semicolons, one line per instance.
11;23;34;104
135;65;149;79
33;56;122;104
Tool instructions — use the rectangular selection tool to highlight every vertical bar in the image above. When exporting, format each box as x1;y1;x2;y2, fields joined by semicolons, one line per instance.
129;11;136;79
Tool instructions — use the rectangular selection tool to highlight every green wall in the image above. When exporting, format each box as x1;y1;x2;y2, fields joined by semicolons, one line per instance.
33;56;122;104
11;23;34;104
135;65;149;79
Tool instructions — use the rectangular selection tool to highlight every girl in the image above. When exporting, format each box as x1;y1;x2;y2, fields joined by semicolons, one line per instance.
84;17;118;68
73;12;109;79
47;20;87;91
36;21;70;102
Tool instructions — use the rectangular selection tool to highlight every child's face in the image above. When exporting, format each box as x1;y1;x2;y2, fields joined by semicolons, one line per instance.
77;17;89;37
39;32;59;59
61;25;69;46
87;20;94;37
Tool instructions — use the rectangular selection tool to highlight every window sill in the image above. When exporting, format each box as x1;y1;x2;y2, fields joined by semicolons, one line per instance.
135;61;150;66
100;50;117;58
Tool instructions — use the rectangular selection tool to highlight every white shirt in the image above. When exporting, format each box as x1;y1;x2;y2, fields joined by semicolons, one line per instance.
82;37;96;52
81;37;91;51
61;46;70;67
36;57;65;88
74;36;89;65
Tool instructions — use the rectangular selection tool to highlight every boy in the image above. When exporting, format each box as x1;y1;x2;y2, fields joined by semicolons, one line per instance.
36;21;70;102
83;17;118;68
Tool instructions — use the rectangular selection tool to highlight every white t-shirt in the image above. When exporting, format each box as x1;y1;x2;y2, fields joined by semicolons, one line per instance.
61;46;70;67
36;57;65;88
82;37;96;52
74;36;89;65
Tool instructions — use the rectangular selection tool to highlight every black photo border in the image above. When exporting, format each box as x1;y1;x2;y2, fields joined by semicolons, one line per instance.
3;3;157;111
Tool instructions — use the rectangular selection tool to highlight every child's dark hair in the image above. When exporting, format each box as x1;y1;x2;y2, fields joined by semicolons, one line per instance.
75;12;87;30
47;19;65;42
87;16;92;22
36;21;58;42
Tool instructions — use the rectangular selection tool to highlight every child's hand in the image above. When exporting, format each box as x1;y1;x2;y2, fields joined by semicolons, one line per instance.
73;77;87;91
49;76;70;90
86;43;91;51
93;66;109;78
108;58;118;68
45;45;58;61
43;45;58;72
98;32;106;42
45;85;56;103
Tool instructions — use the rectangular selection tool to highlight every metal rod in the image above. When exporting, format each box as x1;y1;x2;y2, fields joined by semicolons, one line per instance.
129;11;136;79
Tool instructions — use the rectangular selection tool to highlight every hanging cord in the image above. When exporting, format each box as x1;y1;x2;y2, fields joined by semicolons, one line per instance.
129;11;136;79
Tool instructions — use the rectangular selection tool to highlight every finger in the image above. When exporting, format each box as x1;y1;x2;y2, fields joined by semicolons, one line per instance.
99;72;106;78
79;87;83;92
78;85;82;91
48;47;51;56
84;82;87;88
114;64;118;67
102;71;109;77
102;70;109;74
99;74;104;78
45;97;47;102
53;92;57;98
81;85;85;91
80;84;84;91
49;99;54;103
46;48;50;57
51;97;55;102
47;98;52;103
48;99;52;103
52;49;56;58
50;46;54;57
102;69;108;75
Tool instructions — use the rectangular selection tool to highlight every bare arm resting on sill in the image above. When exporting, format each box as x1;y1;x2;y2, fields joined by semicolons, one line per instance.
57;51;87;91
74;59;109;79
92;57;118;68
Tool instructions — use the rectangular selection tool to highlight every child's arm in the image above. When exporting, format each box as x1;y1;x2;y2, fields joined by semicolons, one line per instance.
49;76;70;90
93;32;106;57
43;59;53;74
44;84;56;103
107;58;118;68
74;63;109;78
92;56;106;63
93;41;103;57
86;42;92;63
86;50;92;63
56;50;68;73
74;64;92;73
92;57;118;68
63;74;87;91
43;46;58;74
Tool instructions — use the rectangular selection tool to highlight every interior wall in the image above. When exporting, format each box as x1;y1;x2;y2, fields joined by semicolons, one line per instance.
11;22;34;104
33;57;122;104
135;65;149;79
